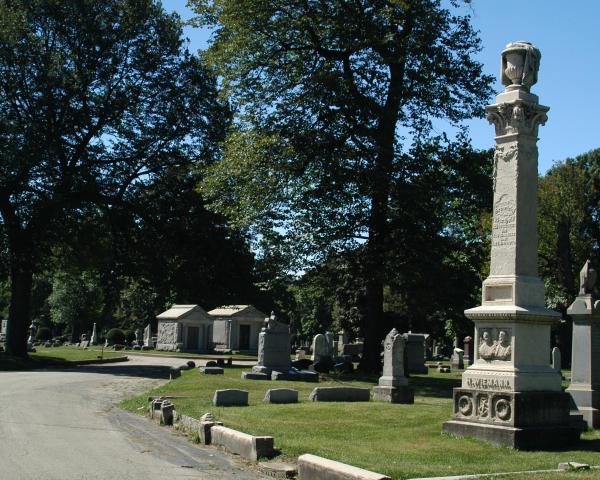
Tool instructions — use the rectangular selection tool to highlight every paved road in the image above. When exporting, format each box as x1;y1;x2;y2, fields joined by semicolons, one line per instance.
0;356;267;480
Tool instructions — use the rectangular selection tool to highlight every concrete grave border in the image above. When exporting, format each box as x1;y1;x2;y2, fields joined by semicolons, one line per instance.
298;453;390;480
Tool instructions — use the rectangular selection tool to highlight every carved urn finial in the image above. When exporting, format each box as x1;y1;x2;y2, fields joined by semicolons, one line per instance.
501;41;541;91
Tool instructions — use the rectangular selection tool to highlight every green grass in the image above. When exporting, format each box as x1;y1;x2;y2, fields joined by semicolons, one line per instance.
120;368;600;480
0;345;122;370
493;471;600;480
125;350;257;360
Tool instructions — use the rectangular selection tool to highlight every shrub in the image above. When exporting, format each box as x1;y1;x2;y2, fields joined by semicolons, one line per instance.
124;330;136;344
106;328;126;345
36;327;52;341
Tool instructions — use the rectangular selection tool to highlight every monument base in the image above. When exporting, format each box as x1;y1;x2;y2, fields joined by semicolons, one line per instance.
442;420;580;449
373;385;414;404
241;372;271;380
567;386;600;429
272;370;319;382
443;388;581;449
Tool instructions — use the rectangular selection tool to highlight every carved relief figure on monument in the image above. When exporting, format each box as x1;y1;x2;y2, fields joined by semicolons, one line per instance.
478;395;489;418
493;331;512;361
478;331;495;360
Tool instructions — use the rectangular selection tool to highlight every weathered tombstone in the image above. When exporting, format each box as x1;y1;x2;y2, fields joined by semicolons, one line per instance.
143;324;152;348
0;318;7;341
312;333;333;372
566;260;600;428
451;348;464;369
213;389;249;407
309;387;370;402
295;349;305;360
552;347;561;372
337;330;349;356
403;333;428;375
324;331;335;357
463;336;473;366
432;342;440;359
242;314;291;380
90;323;98;345
311;334;328;362
373;329;414;403
264;388;299;404
135;328;143;347
243;313;317;381
443;41;580;449
201;366;224;375
424;334;433;360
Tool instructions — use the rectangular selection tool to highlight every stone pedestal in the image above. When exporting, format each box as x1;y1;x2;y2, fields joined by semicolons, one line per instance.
566;261;600;429
443;41;580;448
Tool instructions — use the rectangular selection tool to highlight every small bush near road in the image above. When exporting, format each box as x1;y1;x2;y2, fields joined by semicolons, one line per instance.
36;327;52;341
106;328;126;345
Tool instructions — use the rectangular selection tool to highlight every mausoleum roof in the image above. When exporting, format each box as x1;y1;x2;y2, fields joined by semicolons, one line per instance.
208;304;266;318
157;304;207;320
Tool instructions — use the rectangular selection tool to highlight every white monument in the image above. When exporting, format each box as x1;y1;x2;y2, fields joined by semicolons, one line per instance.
443;41;580;448
90;323;98;345
143;324;152;348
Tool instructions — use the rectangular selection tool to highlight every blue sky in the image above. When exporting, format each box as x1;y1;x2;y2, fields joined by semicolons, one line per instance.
165;0;599;173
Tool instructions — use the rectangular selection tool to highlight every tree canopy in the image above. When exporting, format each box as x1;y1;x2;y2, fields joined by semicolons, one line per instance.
0;0;228;355
190;0;494;370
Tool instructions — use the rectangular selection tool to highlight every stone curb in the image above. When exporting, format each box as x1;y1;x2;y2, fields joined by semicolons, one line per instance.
211;425;275;462
406;465;599;480
298;453;390;480
72;356;129;365
258;461;297;478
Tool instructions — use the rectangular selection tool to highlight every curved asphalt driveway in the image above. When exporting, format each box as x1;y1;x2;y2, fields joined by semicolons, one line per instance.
0;355;266;480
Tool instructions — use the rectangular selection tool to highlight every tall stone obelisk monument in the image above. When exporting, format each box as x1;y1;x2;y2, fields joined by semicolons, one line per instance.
443;42;580;448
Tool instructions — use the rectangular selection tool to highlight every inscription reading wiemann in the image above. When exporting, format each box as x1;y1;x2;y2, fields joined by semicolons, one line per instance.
467;377;511;391
492;196;516;247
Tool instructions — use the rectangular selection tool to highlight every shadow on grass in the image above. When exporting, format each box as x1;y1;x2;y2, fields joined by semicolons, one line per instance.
313;371;460;399
0;353;69;371
0;353;171;380
411;375;461;398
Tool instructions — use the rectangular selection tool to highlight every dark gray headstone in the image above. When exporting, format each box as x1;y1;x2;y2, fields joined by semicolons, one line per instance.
264;388;298;404
213;389;249;407
308;387;370;402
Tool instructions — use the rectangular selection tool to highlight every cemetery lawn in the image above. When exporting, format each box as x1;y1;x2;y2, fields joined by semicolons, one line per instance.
126;350;257;361
0;345;122;370
120;368;600;480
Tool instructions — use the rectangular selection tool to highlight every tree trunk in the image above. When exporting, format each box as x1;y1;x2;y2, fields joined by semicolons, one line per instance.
5;254;33;357
358;130;395;374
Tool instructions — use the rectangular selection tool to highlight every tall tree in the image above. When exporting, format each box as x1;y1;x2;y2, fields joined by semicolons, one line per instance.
191;0;493;371
0;0;227;355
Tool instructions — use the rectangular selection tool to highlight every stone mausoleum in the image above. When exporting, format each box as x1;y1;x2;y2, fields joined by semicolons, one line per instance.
209;305;266;354
156;304;213;352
